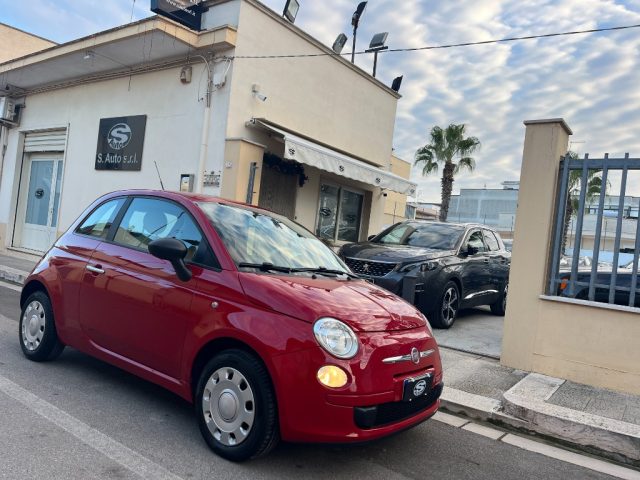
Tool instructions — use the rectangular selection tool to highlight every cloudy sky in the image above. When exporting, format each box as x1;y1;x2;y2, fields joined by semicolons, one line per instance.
2;0;640;201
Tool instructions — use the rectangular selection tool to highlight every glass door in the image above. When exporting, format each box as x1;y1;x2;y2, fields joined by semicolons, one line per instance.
18;154;64;252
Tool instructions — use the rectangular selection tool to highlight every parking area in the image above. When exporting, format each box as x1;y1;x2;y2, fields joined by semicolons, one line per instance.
432;307;503;359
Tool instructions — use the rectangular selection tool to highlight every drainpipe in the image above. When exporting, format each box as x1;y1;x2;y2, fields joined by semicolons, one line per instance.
194;56;214;193
0;125;8;188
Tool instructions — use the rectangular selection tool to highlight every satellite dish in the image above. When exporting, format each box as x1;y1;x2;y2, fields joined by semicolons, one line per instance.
391;75;404;92
332;34;348;54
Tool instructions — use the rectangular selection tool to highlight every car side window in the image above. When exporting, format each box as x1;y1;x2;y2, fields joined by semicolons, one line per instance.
466;230;486;253
76;198;126;240
113;197;219;268
483;230;500;252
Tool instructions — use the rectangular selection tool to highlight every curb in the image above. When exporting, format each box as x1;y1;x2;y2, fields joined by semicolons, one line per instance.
502;373;640;468
0;265;28;286
441;377;640;468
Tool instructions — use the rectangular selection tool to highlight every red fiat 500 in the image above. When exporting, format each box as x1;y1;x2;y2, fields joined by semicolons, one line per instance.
19;190;443;461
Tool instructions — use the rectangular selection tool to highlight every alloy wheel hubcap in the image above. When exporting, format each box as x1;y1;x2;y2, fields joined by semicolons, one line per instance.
442;287;458;323
22;301;45;351
202;367;255;447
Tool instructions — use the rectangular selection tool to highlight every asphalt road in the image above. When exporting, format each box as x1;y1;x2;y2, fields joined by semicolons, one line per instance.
0;282;624;480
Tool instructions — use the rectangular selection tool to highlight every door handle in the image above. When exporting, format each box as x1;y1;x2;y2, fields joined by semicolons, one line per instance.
86;265;105;275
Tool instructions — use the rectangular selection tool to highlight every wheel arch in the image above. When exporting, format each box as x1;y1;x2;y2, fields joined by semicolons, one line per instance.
20;279;50;309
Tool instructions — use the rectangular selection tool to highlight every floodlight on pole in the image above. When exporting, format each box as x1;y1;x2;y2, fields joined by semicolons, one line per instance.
283;0;300;23
351;1;368;64
365;32;389;78
332;33;348;54
391;75;403;92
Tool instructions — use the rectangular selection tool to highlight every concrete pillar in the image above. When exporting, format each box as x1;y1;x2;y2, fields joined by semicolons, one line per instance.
501;119;572;371
220;139;264;205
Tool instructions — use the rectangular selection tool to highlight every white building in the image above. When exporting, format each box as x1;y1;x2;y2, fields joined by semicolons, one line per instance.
0;0;415;255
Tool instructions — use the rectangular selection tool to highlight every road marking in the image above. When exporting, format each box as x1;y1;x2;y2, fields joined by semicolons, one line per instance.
501;434;640;480
0;281;21;292
0;374;184;480
461;422;506;440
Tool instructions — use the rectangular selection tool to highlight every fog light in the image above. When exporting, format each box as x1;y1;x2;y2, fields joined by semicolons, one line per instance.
317;365;348;388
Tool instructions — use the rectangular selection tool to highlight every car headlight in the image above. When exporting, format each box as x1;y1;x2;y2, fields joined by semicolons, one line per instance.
313;318;359;359
399;261;438;273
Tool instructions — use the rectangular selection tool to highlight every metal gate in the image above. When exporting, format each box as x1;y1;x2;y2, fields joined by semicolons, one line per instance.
548;153;640;308
258;162;297;220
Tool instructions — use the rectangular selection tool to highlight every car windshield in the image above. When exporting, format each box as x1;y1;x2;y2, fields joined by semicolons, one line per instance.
198;202;348;272
374;222;464;250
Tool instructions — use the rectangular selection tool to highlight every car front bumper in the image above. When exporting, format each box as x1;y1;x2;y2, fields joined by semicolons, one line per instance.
271;327;443;443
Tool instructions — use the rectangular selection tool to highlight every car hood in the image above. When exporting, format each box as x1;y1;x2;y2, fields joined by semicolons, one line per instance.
238;273;426;332
341;242;455;264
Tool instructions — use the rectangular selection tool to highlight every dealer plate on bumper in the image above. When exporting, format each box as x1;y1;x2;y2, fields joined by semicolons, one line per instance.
403;373;433;402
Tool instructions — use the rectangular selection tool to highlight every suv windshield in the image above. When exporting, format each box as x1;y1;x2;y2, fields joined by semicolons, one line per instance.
198;202;348;273
375;222;464;250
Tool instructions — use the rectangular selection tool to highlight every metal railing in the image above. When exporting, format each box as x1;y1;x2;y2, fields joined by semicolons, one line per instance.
548;153;640;308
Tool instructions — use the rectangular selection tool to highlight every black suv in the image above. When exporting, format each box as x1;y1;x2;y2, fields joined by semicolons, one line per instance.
339;221;510;328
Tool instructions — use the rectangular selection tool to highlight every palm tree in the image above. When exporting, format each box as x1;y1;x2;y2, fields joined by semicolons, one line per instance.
562;152;604;253
415;124;480;222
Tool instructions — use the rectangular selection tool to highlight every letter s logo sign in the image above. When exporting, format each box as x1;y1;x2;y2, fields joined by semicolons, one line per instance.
107;123;132;150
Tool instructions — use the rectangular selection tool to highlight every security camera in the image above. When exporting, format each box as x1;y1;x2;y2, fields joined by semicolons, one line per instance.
255;93;267;102
251;84;267;102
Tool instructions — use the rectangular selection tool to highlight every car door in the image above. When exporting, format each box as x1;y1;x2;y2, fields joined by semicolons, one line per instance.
78;196;204;378
54;197;128;339
482;229;507;303
459;229;492;305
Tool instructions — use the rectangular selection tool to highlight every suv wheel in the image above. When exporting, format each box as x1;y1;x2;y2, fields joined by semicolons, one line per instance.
491;283;508;316
19;291;65;362
429;281;460;329
195;349;279;462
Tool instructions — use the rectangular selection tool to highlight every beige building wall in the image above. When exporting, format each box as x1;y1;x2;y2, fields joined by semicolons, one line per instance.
501;119;640;395
382;155;411;229
0;24;55;63
220;139;264;205
225;0;399;169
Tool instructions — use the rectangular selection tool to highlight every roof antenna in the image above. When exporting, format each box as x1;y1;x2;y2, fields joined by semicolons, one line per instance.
154;161;165;191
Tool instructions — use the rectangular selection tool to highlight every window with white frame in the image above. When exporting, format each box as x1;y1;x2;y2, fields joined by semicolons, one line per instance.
316;183;364;243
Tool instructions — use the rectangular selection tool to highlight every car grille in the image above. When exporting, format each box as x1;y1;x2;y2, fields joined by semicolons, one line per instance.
344;258;398;277
354;383;443;429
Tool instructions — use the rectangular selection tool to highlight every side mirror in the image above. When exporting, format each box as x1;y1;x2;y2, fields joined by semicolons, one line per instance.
368;235;376;241
149;238;193;282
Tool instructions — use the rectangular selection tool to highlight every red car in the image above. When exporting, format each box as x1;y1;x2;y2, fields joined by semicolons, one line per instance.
19;190;443;461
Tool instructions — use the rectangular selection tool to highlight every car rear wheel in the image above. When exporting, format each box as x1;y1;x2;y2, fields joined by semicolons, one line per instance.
19;291;65;362
195;349;279;462
490;283;508;316
429;281;460;329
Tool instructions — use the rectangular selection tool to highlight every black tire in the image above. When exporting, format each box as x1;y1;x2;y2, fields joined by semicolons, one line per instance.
195;349;279;462
490;282;508;316
19;291;65;362
428;281;460;329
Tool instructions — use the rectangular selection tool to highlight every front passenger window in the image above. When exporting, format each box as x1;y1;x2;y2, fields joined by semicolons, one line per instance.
466;231;486;253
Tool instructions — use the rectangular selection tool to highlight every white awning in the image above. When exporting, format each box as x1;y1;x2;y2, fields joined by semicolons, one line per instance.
252;120;417;195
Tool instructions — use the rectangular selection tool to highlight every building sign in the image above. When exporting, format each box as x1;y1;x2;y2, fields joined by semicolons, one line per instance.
95;116;147;171
150;0;207;31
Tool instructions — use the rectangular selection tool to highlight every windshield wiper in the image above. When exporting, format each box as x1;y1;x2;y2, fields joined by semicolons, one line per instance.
291;267;359;279
237;263;294;273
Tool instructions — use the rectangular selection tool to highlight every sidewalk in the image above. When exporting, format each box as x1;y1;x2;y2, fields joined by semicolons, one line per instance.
0;253;37;286
440;348;640;468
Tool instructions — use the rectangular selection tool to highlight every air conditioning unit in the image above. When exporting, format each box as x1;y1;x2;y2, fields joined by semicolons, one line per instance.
0;97;16;123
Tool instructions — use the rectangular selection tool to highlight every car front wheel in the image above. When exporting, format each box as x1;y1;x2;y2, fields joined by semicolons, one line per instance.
195;349;279;462
19;291;65;362
429;281;460;329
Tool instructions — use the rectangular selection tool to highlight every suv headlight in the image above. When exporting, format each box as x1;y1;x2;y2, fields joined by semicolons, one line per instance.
313;318;359;359
399;261;438;273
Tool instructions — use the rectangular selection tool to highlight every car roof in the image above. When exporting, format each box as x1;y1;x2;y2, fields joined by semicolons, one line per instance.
100;189;262;210
401;220;497;232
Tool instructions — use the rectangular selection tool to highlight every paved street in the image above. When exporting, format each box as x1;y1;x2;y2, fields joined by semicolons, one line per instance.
0;281;628;480
432;307;503;359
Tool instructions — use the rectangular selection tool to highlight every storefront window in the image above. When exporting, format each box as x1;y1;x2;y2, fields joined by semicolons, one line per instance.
316;183;364;243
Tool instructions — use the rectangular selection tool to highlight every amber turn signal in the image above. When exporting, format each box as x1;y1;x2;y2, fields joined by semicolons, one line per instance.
317;365;348;388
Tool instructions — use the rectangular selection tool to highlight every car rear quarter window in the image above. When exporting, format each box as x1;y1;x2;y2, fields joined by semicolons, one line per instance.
483;230;501;252
76;198;126;240
467;231;487;253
